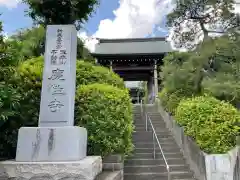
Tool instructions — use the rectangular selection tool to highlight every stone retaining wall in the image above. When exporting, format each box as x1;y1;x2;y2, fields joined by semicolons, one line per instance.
0;156;102;180
156;100;240;180
102;154;123;180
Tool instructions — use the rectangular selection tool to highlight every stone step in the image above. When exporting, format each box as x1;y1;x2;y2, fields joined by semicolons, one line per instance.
124;172;194;180
134;123;166;127
134;127;147;131
133;147;181;153
95;171;123;180
124;158;187;166
134;127;171;132
133;116;142;118
132;137;176;144
132;134;174;141
133;125;168;131
134;142;179;148
133;129;170;134
124;164;190;174
132;131;172;136
128;152;184;159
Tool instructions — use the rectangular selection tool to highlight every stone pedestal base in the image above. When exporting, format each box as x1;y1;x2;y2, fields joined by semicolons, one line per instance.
0;156;102;180
16;126;87;162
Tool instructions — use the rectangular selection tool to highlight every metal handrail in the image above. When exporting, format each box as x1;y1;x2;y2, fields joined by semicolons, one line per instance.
140;100;171;180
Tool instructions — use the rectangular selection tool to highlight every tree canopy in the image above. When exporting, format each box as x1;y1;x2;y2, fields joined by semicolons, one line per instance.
23;0;99;30
167;0;238;49
161;34;240;109
6;26;94;62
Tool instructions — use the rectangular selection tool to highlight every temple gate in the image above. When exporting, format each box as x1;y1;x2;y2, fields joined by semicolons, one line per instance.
91;37;172;103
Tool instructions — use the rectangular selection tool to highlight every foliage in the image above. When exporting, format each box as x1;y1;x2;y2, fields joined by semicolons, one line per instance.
0;20;21;125
9;26;45;61
15;56;125;126
159;88;187;115
0;82;22;159
160;52;202;96
160;35;240;107
75;83;134;156
167;0;237;49
0;20;22;158
7;26;94;62
0;56;125;159
23;0;99;30
175;96;240;153
0;83;21;127
18;56;124;89
76;60;125;89
200;35;240;106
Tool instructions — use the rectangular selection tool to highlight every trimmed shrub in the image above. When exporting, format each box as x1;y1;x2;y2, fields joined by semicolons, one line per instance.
16;56;126;125
175;96;240;153
75;83;134;157
76;61;125;89
18;56;125;89
0;56;126;159
159;88;187;115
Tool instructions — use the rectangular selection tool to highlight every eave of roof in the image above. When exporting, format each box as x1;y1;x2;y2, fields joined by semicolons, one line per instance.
97;37;167;43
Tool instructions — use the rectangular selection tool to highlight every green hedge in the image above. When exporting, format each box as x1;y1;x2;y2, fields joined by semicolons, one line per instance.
16;56;126;125
0;56;126;159
75;83;134;156
159;88;187;115
18;56;125;89
175;96;240;153
76;61;125;89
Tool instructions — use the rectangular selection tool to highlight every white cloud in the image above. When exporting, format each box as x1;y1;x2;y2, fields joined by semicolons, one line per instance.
79;0;175;52
0;0;20;8
3;31;8;40
78;31;99;53
234;0;240;13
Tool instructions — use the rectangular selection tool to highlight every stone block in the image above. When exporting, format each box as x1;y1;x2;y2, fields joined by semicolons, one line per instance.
16;126;87;162
102;163;123;171
95;170;123;180
0;156;102;180
103;155;123;163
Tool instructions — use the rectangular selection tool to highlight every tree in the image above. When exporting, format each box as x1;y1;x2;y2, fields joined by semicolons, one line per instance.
7;26;94;62
0;20;21;131
160;34;240;108
167;0;238;49
9;26;45;61
23;0;99;30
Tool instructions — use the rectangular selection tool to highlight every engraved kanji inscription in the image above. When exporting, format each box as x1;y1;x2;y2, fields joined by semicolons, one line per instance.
48;84;66;96
59;50;67;64
48;68;65;81
50;50;58;65
48;99;64;112
56;29;63;49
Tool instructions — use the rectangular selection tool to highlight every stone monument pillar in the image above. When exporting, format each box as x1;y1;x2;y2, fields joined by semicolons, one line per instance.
0;25;102;180
16;25;87;162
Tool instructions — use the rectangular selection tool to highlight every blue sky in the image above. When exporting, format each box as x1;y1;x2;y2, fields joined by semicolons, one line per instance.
0;3;32;35
0;0;119;35
0;0;171;37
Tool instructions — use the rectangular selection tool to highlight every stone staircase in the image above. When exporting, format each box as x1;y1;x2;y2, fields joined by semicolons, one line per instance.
124;105;196;180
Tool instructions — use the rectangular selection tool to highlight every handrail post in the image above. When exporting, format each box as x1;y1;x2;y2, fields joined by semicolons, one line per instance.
143;107;170;180
153;132;156;159
145;114;148;131
167;165;170;180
